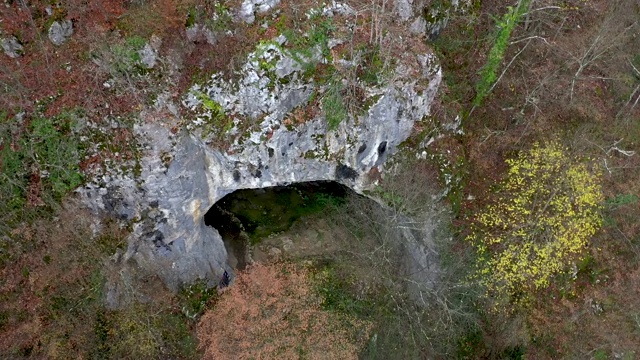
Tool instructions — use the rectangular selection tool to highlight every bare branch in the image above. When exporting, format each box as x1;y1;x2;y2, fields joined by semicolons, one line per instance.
570;20;638;101
509;35;551;46
487;39;533;98
531;6;562;12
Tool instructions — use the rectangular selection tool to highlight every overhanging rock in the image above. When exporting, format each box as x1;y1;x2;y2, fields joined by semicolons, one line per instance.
80;25;442;295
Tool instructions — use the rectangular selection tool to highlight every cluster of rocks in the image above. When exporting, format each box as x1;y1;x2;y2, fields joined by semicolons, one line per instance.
1;19;73;59
238;0;281;24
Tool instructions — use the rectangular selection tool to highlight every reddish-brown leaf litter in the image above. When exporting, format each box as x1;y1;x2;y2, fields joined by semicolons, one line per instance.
197;262;372;359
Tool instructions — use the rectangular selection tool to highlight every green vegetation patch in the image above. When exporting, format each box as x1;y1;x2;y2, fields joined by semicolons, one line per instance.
356;44;384;86
92;303;199;359
179;279;219;321
313;263;377;318
185;2;232;31
191;90;233;137
473;0;530;108
283;17;335;72
0;205;204;358
0;110;84;231
322;78;348;130
109;35;150;76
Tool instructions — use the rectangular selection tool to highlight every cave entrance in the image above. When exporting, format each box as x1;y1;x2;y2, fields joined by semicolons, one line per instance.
204;181;353;270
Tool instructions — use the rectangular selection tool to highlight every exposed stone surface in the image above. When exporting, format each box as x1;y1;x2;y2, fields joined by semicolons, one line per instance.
392;0;470;40
410;16;427;35
138;43;157;69
186;24;218;45
394;0;414;22
48;20;74;46
322;1;356;17
1;36;23;58
238;0;281;24
80;0;444;296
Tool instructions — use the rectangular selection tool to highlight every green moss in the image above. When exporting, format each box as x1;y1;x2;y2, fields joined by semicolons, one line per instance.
258;58;277;73
194;91;223;114
303;150;318;159
322;141;331;159
279;74;292;85
253;41;285;89
161;151;173;169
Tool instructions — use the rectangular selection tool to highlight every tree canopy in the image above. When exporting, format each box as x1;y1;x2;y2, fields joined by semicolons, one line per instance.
468;141;604;305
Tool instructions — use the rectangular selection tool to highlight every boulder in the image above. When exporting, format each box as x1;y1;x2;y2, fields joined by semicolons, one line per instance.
138;43;157;69
48;20;73;46
1;36;23;58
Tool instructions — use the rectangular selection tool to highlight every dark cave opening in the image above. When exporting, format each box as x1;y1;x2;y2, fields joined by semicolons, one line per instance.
204;181;354;270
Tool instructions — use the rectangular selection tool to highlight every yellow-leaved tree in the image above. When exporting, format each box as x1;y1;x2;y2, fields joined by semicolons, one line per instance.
468;141;604;305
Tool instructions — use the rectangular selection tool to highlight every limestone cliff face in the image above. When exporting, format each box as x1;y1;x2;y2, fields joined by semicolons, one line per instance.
79;1;443;293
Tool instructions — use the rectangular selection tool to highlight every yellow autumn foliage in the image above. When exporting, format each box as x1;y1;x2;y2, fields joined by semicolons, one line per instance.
467;142;604;304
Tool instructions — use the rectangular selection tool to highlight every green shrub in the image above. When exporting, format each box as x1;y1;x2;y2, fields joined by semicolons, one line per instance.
357;45;384;86
473;0;530;108
185;2;232;31
314;265;374;317
605;193;639;209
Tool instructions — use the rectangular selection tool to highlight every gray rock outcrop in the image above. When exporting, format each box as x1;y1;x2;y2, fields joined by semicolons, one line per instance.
238;0;281;24
1;36;23;58
80;0;445;297
138;43;157;69
393;0;470;40
186;24;218;45
48;20;74;46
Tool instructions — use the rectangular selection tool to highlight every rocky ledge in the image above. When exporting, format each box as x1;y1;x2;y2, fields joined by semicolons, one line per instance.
78;0;443;300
